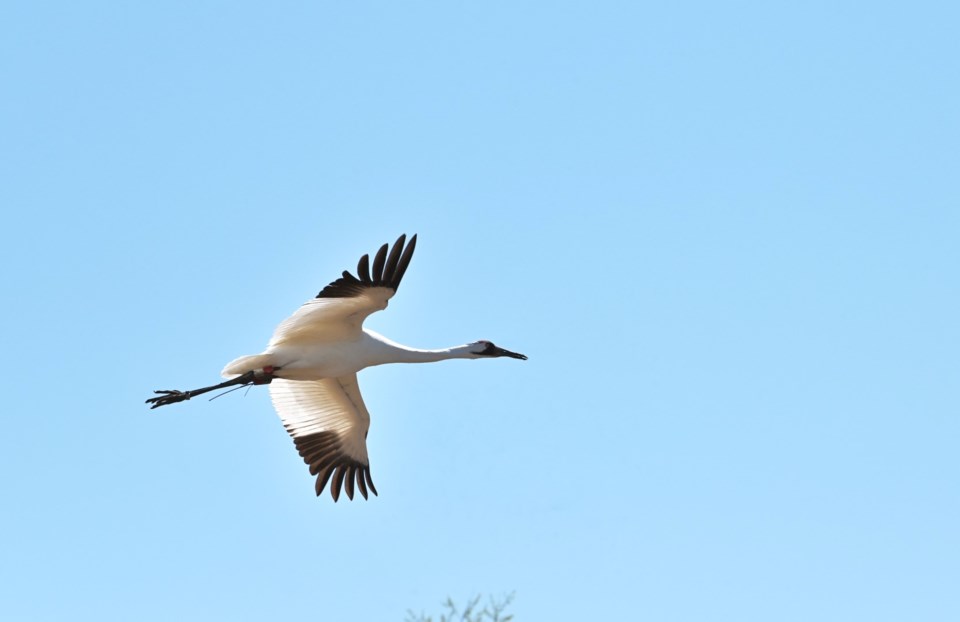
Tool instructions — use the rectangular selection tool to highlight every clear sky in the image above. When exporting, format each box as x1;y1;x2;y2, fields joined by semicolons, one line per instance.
2;1;958;620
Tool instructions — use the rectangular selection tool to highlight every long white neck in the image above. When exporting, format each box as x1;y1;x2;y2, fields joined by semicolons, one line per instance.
365;330;477;365
386;343;476;364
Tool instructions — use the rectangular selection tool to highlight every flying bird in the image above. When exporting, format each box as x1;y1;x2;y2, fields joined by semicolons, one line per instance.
146;234;527;501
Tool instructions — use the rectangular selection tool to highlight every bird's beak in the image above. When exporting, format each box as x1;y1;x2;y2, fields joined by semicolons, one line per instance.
493;346;528;360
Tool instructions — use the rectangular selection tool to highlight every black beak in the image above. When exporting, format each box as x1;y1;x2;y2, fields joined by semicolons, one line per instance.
492;346;528;360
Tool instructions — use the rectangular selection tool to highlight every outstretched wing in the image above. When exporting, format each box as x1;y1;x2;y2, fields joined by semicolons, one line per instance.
268;234;418;347
269;375;378;501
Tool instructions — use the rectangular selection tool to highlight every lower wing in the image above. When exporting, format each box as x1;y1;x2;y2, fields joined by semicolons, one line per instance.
269;375;377;501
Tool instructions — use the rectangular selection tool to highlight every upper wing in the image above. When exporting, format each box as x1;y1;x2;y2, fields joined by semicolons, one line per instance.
268;234;418;347
269;374;378;501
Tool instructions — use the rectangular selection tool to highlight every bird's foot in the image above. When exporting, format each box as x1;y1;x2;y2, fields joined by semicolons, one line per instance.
146;390;192;409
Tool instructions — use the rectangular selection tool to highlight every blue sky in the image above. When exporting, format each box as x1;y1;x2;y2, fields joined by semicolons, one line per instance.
2;1;958;620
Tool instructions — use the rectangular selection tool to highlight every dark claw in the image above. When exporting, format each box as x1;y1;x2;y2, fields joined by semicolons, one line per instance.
146;390;191;409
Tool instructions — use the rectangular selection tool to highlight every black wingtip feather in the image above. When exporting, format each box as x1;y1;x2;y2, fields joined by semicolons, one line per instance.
391;233;417;289
382;234;406;283
331;467;348;502
344;466;356;500
356;470;369;499
295;431;375;501
365;468;378;496
372;243;388;284
357;254;372;284
315;234;418;299
315;466;334;497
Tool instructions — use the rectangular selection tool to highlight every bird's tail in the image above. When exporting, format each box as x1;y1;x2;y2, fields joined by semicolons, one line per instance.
221;354;275;379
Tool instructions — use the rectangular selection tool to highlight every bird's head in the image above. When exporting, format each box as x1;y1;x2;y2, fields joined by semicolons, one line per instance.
469;340;528;360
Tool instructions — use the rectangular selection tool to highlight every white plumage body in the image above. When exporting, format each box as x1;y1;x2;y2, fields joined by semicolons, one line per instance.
222;329;473;381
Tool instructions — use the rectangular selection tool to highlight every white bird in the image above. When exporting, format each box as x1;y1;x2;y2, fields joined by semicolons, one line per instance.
147;234;527;501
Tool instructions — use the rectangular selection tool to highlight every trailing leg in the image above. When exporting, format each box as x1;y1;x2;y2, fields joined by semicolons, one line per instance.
146;366;278;409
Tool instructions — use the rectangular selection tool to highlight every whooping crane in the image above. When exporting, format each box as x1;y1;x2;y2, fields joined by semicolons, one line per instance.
146;234;526;501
